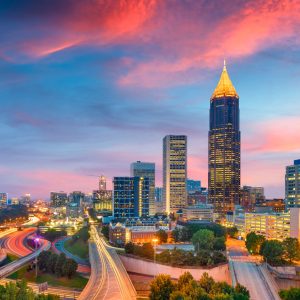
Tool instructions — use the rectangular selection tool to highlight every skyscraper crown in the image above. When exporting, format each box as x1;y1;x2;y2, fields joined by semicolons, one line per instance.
211;61;239;99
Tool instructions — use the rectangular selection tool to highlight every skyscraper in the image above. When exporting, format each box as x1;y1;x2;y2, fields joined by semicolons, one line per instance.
99;175;106;191
208;62;240;214
130;161;155;216
285;159;300;207
163;135;187;214
113;176;150;219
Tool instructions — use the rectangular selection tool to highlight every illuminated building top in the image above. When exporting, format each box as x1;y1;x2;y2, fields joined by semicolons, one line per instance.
211;60;239;100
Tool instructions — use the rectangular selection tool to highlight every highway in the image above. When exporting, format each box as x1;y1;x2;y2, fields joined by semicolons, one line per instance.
227;238;280;300
78;225;136;300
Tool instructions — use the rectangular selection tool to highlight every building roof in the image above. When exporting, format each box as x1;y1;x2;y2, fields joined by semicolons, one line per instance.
211;61;239;100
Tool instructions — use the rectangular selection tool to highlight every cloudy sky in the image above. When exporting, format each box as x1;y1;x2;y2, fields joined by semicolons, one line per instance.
1;0;300;199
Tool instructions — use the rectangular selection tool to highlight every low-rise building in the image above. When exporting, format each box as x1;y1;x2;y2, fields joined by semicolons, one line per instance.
181;204;213;222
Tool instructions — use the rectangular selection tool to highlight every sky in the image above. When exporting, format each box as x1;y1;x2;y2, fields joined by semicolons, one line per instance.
1;0;300;199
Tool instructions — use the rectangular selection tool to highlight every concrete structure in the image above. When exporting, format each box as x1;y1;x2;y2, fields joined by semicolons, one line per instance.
240;186;265;210
255;198;285;213
245;212;290;240
182;204;214;222
208;62;240;214
290;207;300;240
285;159;300;207
0;193;8;206
119;255;230;283
99;175;107;191
163;135;187;214
93;190;112;213
131;161;155;216
113;176;150;219
186;179;201;193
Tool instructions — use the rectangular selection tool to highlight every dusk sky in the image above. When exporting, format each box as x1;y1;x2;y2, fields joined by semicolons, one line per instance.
1;0;300;199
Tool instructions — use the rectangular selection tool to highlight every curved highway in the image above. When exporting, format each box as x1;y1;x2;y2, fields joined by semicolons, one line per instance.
78;225;136;300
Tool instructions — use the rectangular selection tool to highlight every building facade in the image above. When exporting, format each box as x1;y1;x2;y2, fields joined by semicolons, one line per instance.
182;204;214;222
50;192;68;207
0;193;8;206
163;135;187;214
208;62;240;214
113;176;150;219
285;159;300;207
130;161;155;216
240;186;265;211
187;179;201;193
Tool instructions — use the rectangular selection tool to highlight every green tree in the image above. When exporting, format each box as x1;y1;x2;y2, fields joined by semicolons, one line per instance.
245;232;265;254
169;291;185;300
213;237;226;251
157;250;171;264
101;226;109;240
198;272;215;293
261;240;284;265
17;279;35;300
283;238;300;263
63;258;78;278
55;253;67;277
5;281;18;300
212;251;227;264
196;250;211;266
124;242;135;254
172;228;180;242
235;283;250;298
37;251;52;271
227;227;239;238
279;287;300;300
46;253;58;274
192;229;214;251
155;229;168;243
150;274;174;300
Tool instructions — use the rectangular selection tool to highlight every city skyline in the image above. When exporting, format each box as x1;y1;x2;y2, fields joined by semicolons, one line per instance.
1;1;300;199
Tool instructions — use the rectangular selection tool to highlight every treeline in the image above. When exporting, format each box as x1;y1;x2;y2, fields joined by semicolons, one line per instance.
70;227;89;244
124;241;227;267
0;205;28;224
279;287;300;300
39;229;67;242
246;232;300;265
172;223;227;242
37;251;78;278
150;272;250;300
0;279;59;300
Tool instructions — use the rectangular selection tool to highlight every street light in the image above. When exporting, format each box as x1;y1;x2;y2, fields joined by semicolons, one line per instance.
152;238;158;264
34;238;40;278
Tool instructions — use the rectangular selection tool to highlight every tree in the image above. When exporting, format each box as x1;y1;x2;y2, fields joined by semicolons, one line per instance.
213;237;226;251
101;226;109;240
279;287;300;300
192;229;214;251
124;242;135;254
212;251;227;264
227;227;238;238
150;274;174;300
169;291;185;300
55;253;67;277
140;243;154;259
172;228;180;242
63;258;78;278
46;253;58;274
283;238;300;263
199;272;215;293
245;232;265;254
38;251;52;271
17;279;35;300
261;240;284;265
235;283;250;298
155;229;168;243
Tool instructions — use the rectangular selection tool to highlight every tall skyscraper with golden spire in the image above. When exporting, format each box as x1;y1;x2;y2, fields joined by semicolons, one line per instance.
208;61;240;214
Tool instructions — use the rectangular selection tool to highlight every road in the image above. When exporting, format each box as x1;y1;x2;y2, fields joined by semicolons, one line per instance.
3;228;37;257
227;238;280;300
78;225;136;300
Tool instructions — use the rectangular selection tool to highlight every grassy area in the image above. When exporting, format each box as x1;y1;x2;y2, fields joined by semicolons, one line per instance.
8;265;88;289
0;254;19;267
64;238;89;260
64;228;89;260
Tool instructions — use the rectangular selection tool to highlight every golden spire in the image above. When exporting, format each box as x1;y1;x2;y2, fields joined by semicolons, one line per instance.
211;61;239;100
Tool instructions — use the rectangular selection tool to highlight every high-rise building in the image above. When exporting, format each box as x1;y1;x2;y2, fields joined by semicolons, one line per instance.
130;161;155;216
208;62;240;214
155;187;164;214
50;192;68;207
285;159;300;207
69;191;84;207
163;135;187;214
67;191;84;219
0;193;8;206
93;190;113;212
240;186;265;211
113;176;150;219
187;179;201;193
99;175;106;191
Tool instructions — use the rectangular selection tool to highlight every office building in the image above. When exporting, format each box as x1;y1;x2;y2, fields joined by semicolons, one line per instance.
69;191;84;207
93;190;113;212
155;187;164;214
50;192;68;207
0;193;8;206
208;62;240;214
285;159;300;207
130;161;155;216
113;176;150;219
163;135;187;214
240;186;265;211
99;175;107;191
182;204;214;222
187;179;201;193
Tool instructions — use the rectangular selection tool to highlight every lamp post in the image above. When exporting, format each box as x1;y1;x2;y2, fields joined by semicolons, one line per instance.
34;238;40;278
152;238;158;263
